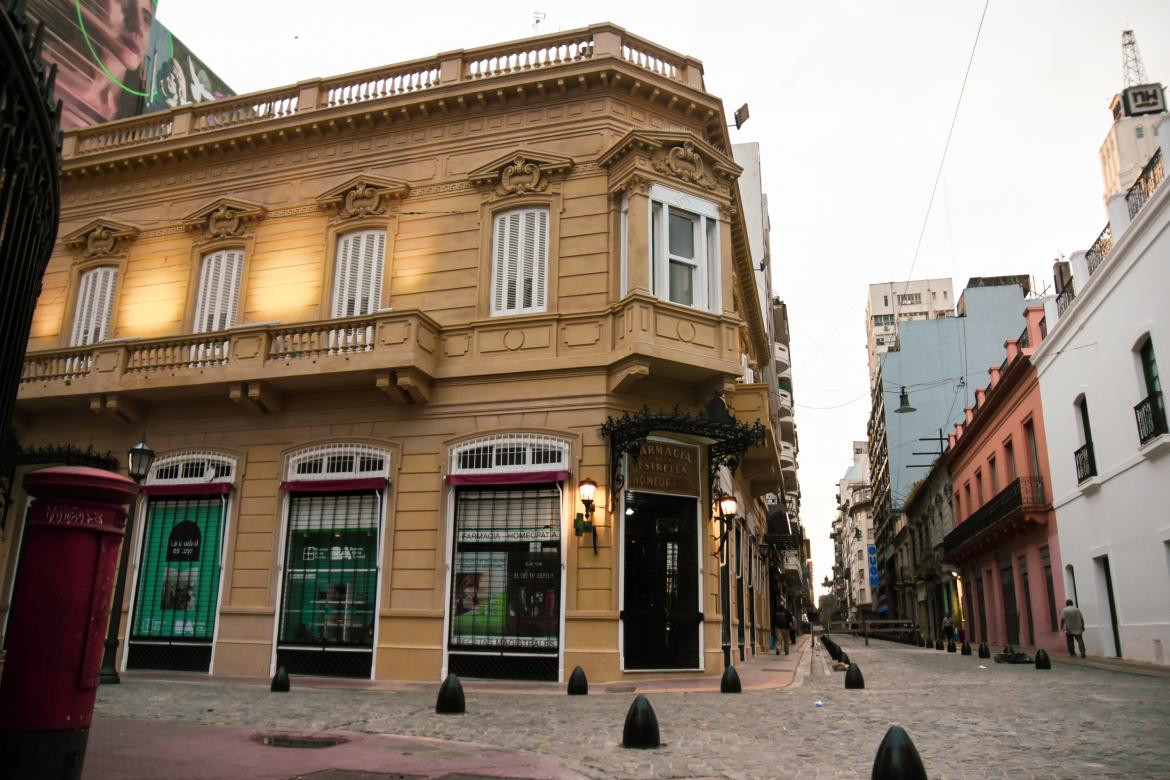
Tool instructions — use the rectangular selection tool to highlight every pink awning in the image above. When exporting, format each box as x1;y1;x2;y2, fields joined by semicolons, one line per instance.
280;477;388;493
143;483;233;497
445;470;569;486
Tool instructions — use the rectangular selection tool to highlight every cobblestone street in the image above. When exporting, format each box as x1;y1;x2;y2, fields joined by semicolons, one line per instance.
89;635;1170;779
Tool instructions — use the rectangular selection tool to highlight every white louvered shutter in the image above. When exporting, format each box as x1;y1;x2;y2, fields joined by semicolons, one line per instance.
491;207;548;315
332;229;387;317
70;266;118;346
193;249;243;333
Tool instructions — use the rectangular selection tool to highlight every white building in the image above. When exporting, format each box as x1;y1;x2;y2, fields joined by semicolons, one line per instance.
1034;103;1169;664
865;278;955;388
833;441;873;619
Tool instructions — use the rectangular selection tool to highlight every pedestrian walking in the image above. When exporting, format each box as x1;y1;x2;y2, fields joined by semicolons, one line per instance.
773;602;791;655
788;611;798;646
941;613;955;643
1060;599;1086;658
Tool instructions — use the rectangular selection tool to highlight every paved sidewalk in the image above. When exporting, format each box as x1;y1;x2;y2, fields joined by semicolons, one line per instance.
85;633;1170;778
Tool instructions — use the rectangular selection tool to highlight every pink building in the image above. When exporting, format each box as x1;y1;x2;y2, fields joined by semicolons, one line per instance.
943;305;1067;653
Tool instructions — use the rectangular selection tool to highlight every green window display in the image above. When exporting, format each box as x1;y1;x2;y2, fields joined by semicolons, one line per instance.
131;498;225;641
279;492;380;648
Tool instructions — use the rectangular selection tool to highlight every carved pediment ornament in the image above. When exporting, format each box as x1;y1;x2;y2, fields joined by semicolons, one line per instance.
316;176;410;222
653;141;716;190
62;220;139;260
183;199;267;244
467;150;574;199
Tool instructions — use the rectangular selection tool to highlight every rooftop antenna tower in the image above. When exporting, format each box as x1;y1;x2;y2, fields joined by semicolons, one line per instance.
532;12;547;33
1121;30;1148;87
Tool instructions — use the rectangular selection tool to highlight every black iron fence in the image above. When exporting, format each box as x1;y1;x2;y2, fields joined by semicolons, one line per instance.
1;6;63;434
943;476;1045;555
1134;391;1168;446
1126;148;1164;221
1074;443;1097;483
1086;223;1112;277
1055;285;1076;316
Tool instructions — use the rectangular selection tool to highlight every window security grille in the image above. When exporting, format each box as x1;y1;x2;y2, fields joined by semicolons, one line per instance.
70;266;118;346
277;492;381;677
449;433;568;475
127;497;225;671
287;443;390;481
148;451;236;485
491;207;548;315
448;485;561;681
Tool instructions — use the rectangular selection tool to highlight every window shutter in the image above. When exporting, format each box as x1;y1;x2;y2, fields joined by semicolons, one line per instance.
491;207;548;315
193;249;243;333
70;266;118;346
333;230;386;317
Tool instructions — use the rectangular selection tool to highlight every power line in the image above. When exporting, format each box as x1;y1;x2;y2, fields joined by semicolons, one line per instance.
900;0;991;291
795;392;870;411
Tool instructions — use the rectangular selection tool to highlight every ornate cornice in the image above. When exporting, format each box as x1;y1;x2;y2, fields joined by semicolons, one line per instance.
315;174;410;221
597;129;742;187
467;149;574;197
61;218;140;259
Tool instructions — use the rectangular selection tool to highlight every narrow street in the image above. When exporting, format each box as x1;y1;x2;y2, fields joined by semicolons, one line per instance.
87;634;1170;778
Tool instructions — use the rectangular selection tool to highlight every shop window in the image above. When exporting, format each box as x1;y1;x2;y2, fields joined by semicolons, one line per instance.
193;249;244;333
70;266;118;346
491;207;548;315
450;434;569;475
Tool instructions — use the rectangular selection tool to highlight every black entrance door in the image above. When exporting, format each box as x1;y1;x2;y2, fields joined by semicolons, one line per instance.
998;552;1020;646
623;492;700;670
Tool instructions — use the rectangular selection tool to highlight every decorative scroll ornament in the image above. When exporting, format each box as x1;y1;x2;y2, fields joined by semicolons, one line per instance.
498;155;545;196
467;149;574;199
62;219;140;260
653;140;716;190
183;199;266;244
315;175;410;222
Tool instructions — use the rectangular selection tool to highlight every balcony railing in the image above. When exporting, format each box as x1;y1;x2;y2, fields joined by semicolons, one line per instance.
1126;148;1164;220
1074;442;1097;483
942;476;1046;555
1135;391;1168;446
1086;223;1112;277
65;24;703;160
1056;285;1076;316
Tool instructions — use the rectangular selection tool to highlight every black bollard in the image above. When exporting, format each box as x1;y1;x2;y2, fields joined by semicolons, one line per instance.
934;639;943;650
872;725;928;780
946;641;956;653
621;695;661;749
839;651;850;666
1003;645;1013;655
435;673;465;714
845;662;865;689
567;665;589;695
1035;648;1051;670
960;641;972;656
978;642;990;659
270;665;290;693
720;665;742;694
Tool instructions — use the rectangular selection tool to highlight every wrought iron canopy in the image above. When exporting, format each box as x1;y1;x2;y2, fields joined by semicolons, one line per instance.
600;393;765;501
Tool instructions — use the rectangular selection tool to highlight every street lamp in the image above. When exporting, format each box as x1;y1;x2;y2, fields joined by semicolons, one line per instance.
99;435;155;684
574;477;599;555
714;493;738;671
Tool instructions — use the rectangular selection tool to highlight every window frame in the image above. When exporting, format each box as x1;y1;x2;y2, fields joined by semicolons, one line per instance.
477;194;561;319
67;263;121;347
318;215;398;320
183;235;255;334
644;183;721;313
191;246;246;334
489;205;550;317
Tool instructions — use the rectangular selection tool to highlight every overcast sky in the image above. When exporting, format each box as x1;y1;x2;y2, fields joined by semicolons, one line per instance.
159;0;1170;596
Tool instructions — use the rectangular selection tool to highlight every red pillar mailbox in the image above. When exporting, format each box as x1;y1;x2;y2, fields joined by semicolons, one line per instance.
0;466;138;778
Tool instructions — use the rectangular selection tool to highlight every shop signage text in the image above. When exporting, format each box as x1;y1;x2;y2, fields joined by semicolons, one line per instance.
629;442;700;496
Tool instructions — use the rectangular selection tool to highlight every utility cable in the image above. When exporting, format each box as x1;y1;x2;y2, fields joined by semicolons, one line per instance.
901;0;991;290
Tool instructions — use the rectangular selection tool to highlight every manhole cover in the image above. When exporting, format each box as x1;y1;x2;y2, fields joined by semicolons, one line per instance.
256;733;348;749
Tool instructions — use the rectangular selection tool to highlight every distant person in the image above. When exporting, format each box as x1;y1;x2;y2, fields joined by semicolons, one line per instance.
1060;599;1086;658
788;611;798;646
941;613;955;643
773;603;791;655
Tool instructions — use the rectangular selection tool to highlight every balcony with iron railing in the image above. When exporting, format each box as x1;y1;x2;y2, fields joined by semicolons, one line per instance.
62;24;707;163
942;476;1047;556
1056;284;1076;316
1085;223;1113;277
1135;391;1168;446
1126;148;1164;221
1074;442;1097;484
